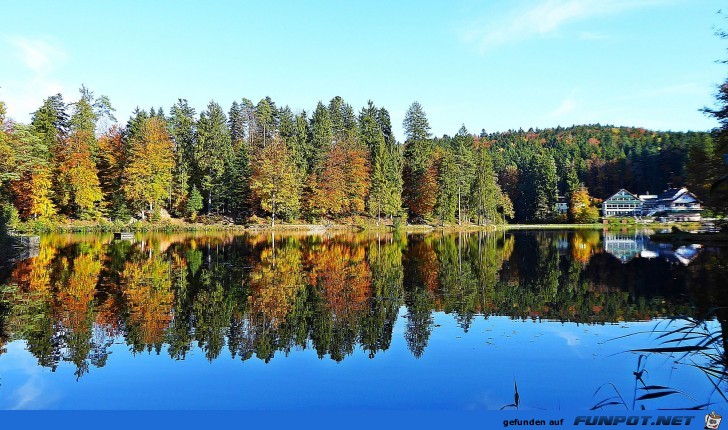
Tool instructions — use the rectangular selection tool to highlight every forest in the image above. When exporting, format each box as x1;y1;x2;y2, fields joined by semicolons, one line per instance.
0;87;723;230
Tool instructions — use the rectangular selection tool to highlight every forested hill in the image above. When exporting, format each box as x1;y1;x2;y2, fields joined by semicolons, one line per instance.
0;90;722;227
478;125;718;218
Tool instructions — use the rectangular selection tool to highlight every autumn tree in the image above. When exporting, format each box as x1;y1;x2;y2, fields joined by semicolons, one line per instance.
97;126;130;220
250;137;301;226
54;130;103;219
569;187;599;223
2;123;55;219
122;117;175;216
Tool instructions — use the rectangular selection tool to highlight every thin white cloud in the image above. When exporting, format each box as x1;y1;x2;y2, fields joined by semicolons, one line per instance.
550;97;577;117
6;37;68;75
462;0;671;52
1;37;68;123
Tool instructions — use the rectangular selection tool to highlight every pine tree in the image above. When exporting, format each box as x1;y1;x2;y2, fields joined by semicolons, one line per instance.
451;126;476;225
293;111;311;173
255;97;278;147
360;101;401;222
310;102;333;172
186;185;203;220
402;101;435;221
376;107;394;146
518;152;558;222
31;94;69;154
169;99;196;216
470;147;512;224
434;148;458;225
195;101;232;214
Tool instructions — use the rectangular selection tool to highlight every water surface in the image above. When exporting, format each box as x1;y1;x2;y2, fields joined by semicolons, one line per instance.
0;229;725;409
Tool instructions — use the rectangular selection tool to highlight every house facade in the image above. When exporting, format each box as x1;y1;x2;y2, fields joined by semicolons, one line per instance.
653;187;702;221
601;187;702;220
602;189;643;217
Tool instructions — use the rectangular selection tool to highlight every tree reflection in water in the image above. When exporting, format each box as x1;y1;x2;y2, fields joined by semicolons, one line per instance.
0;229;724;382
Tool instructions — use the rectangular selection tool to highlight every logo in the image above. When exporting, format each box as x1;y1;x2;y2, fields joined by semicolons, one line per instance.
706;412;722;430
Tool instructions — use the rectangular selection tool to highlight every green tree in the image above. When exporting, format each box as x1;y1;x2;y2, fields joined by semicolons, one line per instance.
310;102;333;172
195;101;232;214
186;185;203;220
402;102;435;221
31;94;69;154
451;126;476;225
434;148;458;225
470;147;512;224
361;101;402;222
169;99;197;217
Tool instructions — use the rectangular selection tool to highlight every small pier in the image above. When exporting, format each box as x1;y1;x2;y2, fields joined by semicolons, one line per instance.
114;232;134;240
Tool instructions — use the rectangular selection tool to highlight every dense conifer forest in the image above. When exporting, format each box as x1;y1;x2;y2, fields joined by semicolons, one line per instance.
0;89;723;229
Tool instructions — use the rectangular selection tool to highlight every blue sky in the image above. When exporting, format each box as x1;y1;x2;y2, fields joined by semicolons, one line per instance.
1;0;725;139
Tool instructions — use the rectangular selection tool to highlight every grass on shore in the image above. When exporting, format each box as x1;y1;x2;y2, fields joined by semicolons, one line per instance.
10;215;710;235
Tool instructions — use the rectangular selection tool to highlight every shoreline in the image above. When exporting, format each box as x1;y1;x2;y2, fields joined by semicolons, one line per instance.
11;219;708;235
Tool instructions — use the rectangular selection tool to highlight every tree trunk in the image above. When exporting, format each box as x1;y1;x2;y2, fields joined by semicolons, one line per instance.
271;197;276;229
458;185;462;226
208;189;212;215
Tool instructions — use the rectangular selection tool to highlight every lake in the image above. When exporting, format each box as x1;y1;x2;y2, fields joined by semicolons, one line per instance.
0;229;726;410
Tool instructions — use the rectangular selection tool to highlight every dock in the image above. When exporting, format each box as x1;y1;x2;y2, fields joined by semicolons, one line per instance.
114;232;135;240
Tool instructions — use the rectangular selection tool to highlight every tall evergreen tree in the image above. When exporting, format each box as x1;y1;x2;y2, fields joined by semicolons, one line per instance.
31;94;69;154
450;126;476;225
518;152;558;222
255;97;278;147
402;101;435;221
310;102;333;172
360;101;401;221
168;100;197;216
470;147;512;224
195;101;232;214
434;148;458;225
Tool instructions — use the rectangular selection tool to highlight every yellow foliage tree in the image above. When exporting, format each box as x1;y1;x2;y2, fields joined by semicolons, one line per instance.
250;137;301;226
123;117;175;215
55;130;103;219
569;187;599;223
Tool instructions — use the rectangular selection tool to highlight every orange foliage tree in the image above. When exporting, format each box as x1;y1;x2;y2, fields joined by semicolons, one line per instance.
55;130;103;219
308;140;371;219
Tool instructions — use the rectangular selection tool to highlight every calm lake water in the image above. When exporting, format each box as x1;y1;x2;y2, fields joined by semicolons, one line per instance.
0;229;726;410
